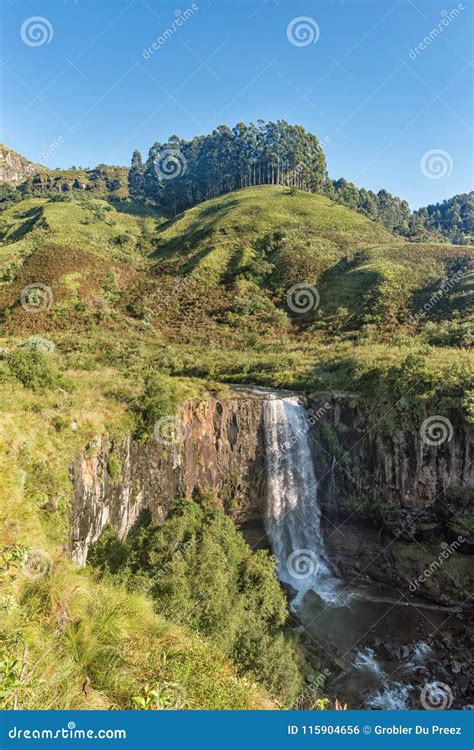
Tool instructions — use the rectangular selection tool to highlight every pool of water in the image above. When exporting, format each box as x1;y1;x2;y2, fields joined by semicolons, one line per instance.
295;585;471;709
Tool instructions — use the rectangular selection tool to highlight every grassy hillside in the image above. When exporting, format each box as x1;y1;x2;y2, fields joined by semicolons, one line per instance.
154;186;469;310
0;369;278;709
1;185;471;339
0;184;472;709
0;185;471;402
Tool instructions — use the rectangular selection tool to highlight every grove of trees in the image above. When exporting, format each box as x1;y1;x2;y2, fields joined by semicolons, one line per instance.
129;120;326;214
87;120;470;244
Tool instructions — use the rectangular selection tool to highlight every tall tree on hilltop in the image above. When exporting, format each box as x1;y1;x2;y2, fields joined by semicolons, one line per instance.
138;120;326;212
128;150;145;201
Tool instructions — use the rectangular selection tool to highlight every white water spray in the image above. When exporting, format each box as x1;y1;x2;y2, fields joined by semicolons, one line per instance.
263;394;341;603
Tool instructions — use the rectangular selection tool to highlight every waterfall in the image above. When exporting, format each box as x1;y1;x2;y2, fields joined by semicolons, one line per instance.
263;394;340;604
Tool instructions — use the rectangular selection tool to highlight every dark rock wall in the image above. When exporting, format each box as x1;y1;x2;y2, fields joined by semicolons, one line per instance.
70;391;473;605
310;395;473;605
70;396;266;565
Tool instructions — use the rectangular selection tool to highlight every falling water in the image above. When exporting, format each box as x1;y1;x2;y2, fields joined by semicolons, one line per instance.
259;389;461;708
263;394;341;603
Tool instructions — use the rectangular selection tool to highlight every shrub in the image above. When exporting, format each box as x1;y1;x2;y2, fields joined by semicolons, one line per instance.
134;371;178;440
8;348;59;389
89;497;303;705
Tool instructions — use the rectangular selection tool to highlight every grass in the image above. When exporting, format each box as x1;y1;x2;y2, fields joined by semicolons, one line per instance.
0;365;276;709
0;184;472;709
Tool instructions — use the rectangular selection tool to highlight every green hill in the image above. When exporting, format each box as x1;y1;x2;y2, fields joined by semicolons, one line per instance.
0;184;472;349
135;186;473;342
0;184;472;710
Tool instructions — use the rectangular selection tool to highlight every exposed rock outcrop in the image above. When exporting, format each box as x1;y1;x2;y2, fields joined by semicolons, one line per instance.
310;394;473;605
70;389;473;605
0;144;39;183
70;395;266;565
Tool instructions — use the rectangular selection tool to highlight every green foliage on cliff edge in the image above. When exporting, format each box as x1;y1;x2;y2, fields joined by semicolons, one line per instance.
0;182;472;710
0;373;277;709
88;496;304;705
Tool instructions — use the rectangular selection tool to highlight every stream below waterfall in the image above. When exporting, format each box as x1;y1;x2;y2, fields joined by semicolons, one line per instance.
241;386;472;710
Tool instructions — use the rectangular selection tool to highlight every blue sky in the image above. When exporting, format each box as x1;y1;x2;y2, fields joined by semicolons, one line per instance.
1;0;472;208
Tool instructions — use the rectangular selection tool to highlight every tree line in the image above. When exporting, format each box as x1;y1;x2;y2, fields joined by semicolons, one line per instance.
129;119;472;243
324;181;473;242
414;192;473;244
128;120;326;214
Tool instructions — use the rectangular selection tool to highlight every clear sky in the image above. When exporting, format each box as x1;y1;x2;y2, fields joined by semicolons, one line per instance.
1;0;472;208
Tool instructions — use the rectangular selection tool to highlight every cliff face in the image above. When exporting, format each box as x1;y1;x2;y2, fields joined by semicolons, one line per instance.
0;145;39;183
310;395;473;605
70;396;266;565
70;391;472;604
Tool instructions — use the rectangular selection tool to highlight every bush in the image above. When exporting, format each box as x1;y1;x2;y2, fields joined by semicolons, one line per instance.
8;348;59;389
134;371;178;440
89;497;303;705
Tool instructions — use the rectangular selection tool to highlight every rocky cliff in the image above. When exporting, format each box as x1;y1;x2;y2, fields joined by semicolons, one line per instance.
70;394;266;565
0;144;39;183
310;394;473;605
70;390;473;605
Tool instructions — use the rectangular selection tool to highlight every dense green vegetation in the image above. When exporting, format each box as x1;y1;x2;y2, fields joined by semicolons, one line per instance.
89;497;303;704
126;120;472;241
414;192;473;244
0;148;472;711
5;121;471;243
132;120;326;214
